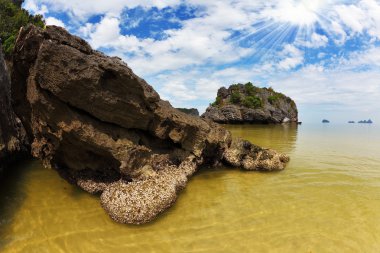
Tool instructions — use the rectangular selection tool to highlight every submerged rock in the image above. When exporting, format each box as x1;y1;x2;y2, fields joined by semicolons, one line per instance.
202;83;298;124
11;25;289;224
0;45;27;178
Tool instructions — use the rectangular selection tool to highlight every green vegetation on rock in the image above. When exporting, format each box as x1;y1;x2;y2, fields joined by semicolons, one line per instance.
209;82;296;112
230;84;240;92
0;0;45;56
211;96;223;107
290;100;296;109
268;94;280;105
204;82;298;123
242;96;262;109
267;87;287;106
244;82;260;96
230;92;241;104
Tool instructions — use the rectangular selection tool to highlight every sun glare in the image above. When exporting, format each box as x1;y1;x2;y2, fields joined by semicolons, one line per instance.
270;0;330;26
239;0;342;60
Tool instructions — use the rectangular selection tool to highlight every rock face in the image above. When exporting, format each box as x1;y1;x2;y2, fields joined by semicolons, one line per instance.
176;108;199;117
202;83;298;124
0;45;27;178
11;25;289;224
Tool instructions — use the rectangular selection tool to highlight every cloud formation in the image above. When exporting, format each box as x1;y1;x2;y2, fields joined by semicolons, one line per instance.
24;0;380;122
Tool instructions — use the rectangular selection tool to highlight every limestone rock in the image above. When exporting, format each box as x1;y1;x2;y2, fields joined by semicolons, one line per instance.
11;25;289;224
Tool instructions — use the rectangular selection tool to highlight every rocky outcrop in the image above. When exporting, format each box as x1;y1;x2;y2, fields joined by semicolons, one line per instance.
203;83;298;124
11;25;289;224
0;45;27;178
176;108;199;117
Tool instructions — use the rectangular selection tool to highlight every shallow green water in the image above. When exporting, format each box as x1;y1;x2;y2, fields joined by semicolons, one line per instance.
1;124;380;252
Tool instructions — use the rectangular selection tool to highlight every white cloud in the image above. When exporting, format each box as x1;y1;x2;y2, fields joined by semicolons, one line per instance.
338;46;380;69
24;0;181;20
277;44;304;70
78;3;254;76
334;4;366;34
24;0;380;121
45;17;65;27
331;0;380;40
23;1;48;15
86;15;121;48
262;0;323;26
298;32;329;48
271;66;380;120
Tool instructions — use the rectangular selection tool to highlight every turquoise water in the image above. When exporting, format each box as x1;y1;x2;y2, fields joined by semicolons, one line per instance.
1;123;380;252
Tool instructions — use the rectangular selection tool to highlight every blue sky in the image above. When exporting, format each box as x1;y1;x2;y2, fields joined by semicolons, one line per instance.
24;0;380;123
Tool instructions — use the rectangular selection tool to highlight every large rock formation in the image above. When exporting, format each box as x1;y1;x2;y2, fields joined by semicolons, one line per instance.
203;83;298;124
0;45;27;178
11;25;289;224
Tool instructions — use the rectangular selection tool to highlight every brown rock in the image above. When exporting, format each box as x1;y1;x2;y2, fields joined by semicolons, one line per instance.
11;25;289;224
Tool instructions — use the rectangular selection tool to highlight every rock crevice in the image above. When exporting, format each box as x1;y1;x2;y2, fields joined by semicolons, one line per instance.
0;44;28;178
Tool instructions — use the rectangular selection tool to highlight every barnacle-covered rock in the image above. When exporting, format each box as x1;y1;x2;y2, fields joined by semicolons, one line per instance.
224;139;289;171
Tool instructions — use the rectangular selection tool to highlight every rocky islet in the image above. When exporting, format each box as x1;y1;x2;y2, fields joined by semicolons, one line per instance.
202;83;298;124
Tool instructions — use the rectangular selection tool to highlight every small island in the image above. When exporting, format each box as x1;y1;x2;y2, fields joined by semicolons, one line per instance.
322;119;330;123
348;121;355;123
202;83;298;124
175;108;199;116
358;119;373;124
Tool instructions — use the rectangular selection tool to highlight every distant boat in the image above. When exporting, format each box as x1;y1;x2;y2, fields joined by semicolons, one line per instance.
322;119;330;123
358;119;373;124
348;121;355;123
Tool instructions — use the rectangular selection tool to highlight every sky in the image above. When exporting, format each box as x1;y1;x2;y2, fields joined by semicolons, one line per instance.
23;0;380;123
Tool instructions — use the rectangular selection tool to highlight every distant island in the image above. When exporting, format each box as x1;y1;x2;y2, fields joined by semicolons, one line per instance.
348;121;355;123
322;119;330;123
202;83;298;124
358;119;373;124
176;108;199;116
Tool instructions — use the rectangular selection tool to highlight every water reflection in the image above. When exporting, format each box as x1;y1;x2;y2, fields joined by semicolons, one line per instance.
0;161;30;250
225;124;298;154
1;124;380;252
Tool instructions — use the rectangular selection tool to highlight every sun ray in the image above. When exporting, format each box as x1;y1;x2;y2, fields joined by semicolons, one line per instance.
230;0;352;64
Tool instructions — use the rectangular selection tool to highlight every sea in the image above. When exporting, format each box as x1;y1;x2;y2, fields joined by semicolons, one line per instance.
1;123;379;252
